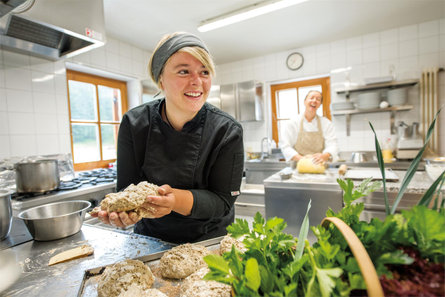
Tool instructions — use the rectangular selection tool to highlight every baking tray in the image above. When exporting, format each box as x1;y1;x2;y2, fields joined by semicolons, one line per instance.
344;168;399;181
77;236;224;297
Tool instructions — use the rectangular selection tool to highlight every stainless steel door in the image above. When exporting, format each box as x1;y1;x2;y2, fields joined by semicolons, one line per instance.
238;81;256;121
220;84;237;119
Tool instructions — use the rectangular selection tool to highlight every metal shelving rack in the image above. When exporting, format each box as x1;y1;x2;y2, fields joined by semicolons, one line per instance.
333;79;419;135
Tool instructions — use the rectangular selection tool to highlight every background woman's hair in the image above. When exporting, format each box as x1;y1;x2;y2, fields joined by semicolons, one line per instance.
304;90;323;103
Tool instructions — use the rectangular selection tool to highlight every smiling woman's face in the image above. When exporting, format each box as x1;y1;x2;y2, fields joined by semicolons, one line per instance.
304;91;322;113
160;51;212;117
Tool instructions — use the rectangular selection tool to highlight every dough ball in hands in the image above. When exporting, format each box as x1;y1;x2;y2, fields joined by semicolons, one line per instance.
159;244;211;279
101;191;146;213
297;157;326;174
97;259;155;297
219;234;247;254
91;181;160;218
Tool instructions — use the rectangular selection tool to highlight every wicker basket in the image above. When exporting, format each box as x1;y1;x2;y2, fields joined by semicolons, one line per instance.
321;217;384;297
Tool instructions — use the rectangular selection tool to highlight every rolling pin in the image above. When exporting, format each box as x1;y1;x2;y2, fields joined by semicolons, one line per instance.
338;164;348;176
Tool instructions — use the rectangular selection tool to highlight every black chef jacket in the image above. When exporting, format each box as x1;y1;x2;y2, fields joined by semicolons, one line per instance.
116;99;244;243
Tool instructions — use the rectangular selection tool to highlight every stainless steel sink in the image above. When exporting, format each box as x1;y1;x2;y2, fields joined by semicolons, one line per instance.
244;158;288;184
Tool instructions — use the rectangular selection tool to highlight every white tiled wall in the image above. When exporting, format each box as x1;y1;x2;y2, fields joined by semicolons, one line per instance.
0;37;151;159
1;19;444;159
215;18;445;155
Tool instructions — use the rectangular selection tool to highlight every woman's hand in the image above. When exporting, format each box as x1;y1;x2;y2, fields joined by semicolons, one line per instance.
139;185;176;218
311;153;330;164
92;210;141;228
291;154;303;162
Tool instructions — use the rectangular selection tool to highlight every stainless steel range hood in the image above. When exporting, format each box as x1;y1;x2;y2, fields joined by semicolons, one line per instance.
0;0;106;60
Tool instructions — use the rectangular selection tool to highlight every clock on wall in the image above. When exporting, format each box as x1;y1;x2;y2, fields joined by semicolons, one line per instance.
286;52;304;70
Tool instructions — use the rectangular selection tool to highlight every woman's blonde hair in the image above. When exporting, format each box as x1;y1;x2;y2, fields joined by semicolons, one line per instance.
148;32;216;90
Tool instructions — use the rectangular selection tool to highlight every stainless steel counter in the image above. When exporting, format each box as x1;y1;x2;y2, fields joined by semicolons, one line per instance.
263;168;437;241
264;168;343;242
330;160;425;171
1;225;174;297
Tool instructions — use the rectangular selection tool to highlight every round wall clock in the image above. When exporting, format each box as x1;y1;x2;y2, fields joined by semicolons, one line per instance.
286;52;304;70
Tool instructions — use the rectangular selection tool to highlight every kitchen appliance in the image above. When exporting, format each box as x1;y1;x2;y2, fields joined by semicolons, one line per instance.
219;80;264;122
0;190;13;240
396;121;423;159
0;0;106;60
17;200;91;241
15;159;59;193
11;168;116;216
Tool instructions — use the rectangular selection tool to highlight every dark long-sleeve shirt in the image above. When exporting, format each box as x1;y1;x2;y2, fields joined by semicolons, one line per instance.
116;99;244;243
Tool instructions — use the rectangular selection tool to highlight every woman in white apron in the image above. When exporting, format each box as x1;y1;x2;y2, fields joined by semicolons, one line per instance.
280;90;338;164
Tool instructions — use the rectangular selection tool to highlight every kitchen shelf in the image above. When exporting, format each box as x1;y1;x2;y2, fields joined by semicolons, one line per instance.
336;79;419;95
332;104;413;116
333;105;413;136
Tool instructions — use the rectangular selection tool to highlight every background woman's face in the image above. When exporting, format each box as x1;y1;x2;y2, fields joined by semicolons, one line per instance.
304;91;322;113
160;51;212;116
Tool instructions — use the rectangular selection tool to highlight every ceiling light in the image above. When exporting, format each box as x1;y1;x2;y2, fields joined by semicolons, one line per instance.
198;0;309;32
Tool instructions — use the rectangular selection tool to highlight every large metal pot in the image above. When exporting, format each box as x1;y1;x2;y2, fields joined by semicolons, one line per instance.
0;190;13;240
15;160;60;193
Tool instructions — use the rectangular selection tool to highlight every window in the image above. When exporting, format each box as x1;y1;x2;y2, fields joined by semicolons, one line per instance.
270;77;331;145
66;70;128;171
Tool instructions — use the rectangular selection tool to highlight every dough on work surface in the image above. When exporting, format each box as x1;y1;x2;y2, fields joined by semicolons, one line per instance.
159;243;211;279
180;273;232;297
180;266;232;297
97;259;155;297
297;157;326;174
94;181;159;218
219;234;247;254
118;284;167;297
48;244;94;266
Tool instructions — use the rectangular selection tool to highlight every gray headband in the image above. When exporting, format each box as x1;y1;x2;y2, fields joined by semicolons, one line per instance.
151;33;209;83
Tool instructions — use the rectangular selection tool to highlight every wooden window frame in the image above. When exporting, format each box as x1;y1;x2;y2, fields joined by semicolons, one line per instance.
66;70;128;171
270;76;331;145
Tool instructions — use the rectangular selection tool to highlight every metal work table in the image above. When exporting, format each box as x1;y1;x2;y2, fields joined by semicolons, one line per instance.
2;225;174;297
263;168;435;241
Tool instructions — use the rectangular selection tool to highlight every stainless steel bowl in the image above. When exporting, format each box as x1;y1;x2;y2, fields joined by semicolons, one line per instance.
17;200;91;241
0;190;13;240
351;151;376;163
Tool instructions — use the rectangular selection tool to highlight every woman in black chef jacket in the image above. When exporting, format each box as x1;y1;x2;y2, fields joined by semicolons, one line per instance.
93;32;244;243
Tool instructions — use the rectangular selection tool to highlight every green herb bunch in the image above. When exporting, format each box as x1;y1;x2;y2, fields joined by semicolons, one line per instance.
204;178;382;296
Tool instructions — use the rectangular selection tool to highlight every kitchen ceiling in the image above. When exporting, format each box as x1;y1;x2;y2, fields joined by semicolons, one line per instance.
104;0;445;64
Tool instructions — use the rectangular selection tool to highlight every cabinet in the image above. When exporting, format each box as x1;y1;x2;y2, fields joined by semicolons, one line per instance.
333;79;418;135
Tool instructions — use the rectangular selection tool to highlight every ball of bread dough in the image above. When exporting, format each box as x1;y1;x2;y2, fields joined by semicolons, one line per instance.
297;157;326;174
219;234;246;254
118;284;167;297
97;259;154;297
181;280;232;297
180;267;232;297
98;181;159;218
159;244;210;279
